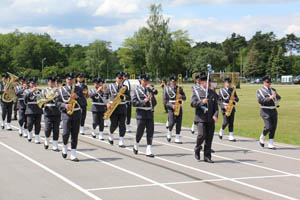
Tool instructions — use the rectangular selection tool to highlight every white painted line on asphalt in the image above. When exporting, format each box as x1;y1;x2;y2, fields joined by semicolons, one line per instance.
0;141;103;200
186;134;300;162
87;183;156;191
78;132;300;200
8;123;200;200
7;118;300;200
135;132;300;178
86;174;296;192
152;119;300;161
76;148;200;200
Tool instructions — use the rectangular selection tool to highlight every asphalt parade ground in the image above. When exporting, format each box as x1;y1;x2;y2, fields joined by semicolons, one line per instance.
1;111;300;200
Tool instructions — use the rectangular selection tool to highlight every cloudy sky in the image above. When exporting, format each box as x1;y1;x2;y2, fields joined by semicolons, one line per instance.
1;0;300;48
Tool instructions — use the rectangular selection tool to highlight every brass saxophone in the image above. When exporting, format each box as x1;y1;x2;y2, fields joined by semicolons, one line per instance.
37;88;57;108
103;86;126;120
225;87;236;117
1;72;19;103
67;81;78;115
174;86;183;116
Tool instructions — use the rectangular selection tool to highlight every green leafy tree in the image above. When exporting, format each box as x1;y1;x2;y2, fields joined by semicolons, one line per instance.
184;47;227;73
145;4;173;76
85;40;112;78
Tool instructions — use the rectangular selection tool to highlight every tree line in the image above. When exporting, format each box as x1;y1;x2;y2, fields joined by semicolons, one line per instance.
1;4;300;80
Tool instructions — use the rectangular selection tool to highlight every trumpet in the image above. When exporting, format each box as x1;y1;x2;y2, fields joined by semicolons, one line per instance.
30;87;42;101
271;88;280;108
146;84;158;95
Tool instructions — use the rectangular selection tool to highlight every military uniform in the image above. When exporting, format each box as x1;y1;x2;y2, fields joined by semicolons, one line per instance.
56;74;85;161
0;77;13;130
191;79;218;163
163;81;186;143
123;75;132;132
15;83;28;136
76;75;88;135
13;97;18;120
104;73;130;147
218;83;239;141
132;76;157;157
24;85;43;143
257;77;281;149
89;79;107;140
42;85;61;151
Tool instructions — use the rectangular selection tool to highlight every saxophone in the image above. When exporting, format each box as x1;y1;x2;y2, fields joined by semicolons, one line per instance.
1;72;19;103
67;81;78;115
37;88;57;108
225;87;236;117
174;86;183;116
103;86;126;120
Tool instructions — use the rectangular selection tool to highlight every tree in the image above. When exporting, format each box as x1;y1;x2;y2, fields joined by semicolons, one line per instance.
184;47;227;73
145;4;173;76
170;30;192;76
85;40;112;78
244;45;263;77
117;27;149;75
271;47;285;79
222;33;247;72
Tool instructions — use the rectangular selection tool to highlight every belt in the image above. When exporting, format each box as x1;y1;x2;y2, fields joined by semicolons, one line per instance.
169;100;176;103
136;107;152;111
92;102;106;105
109;101;126;105
18;98;24;101
223;103;228;105
73;108;81;111
260;106;276;109
27;102;37;105
45;104;56;107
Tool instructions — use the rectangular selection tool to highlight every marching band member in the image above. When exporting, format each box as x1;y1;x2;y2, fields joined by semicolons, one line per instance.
24;77;43;143
89;78;107;140
42;76;60;151
15;76;28;137
56;78;64;130
0;73;13;130
163;76;186;144
132;74;157;157
104;72;130;148
191;73;218;163
76;73;88;135
56;72;85;162
218;78;239;141
257;76;281;150
123;73;132;133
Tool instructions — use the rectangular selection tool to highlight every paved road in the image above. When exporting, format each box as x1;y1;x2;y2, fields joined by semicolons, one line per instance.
1;111;300;200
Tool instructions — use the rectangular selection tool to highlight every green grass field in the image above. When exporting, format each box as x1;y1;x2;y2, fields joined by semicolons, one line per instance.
87;84;300;146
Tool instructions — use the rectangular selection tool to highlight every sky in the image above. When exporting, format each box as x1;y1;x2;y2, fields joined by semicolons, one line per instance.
1;0;300;49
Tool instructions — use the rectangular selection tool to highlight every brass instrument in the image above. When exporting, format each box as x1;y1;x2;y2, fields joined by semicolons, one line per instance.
225;87;236;117
37;88;57;108
174;86;183;116
1;72;19;103
103;86;126;120
67;81;78;115
271;88;280;108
